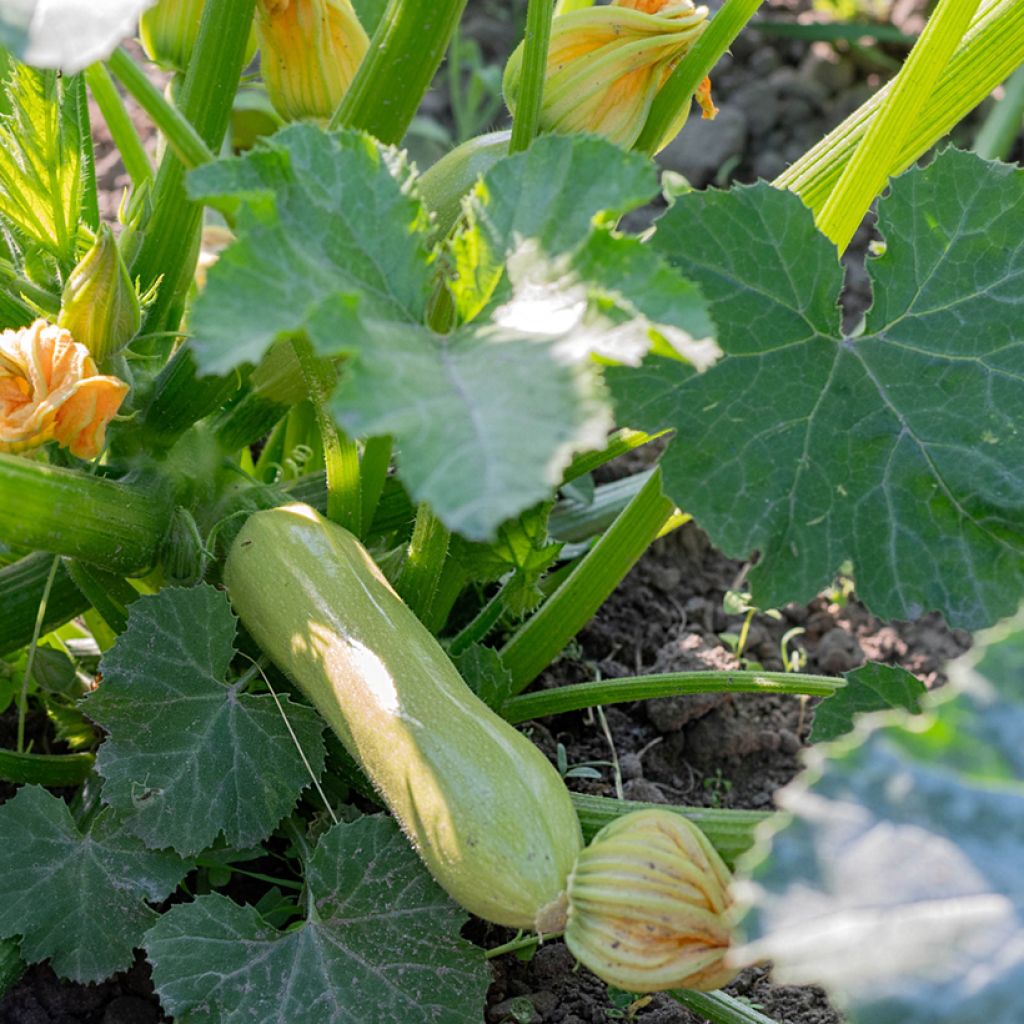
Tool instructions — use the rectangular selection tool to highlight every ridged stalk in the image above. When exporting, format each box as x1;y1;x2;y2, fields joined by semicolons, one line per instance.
131;0;257;336
777;0;1024;213
85;61;153;188
974;63;1024;160
502;670;843;724
138;347;241;451
0;747;95;786
815;0;981;251
671;989;781;1024
635;0;764;156
509;0;554;153
0;456;170;572
107;47;214;170
330;0;469;143
0;553;89;656
500;468;674;693
570;793;768;868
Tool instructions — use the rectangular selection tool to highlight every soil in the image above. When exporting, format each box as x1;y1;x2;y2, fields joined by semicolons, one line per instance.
0;1;1006;1021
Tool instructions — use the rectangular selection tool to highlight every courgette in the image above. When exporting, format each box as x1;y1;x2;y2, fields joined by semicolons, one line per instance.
225;503;583;932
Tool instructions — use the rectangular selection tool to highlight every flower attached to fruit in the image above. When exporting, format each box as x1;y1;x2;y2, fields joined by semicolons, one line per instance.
565;809;737;993
503;0;715;153
141;0;257;72
0;320;129;460
58;225;141;364
255;0;369;122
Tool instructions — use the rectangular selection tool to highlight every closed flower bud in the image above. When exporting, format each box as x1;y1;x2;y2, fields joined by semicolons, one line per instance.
565;809;737;993
58;225;141;364
141;0;257;73
255;0;369;122
0;320;129;460
503;0;715;152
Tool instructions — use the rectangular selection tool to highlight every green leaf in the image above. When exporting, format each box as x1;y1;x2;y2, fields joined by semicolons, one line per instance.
332;321;613;540
451;135;658;322
810;662;926;743
146;815;490;1024
82;584;326;857
614;149;1024;629
734;611;1024;1024
0;64;82;264
190;130;713;539
186;126;433;377
454;643;514;710
0;786;188;983
0;0;152;72
451;502;563;616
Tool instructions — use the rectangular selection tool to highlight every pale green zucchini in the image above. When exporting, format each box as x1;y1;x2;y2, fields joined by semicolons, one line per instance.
225;503;583;932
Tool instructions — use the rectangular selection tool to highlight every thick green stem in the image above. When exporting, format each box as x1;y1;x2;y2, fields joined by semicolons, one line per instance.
975;64;1024;159
293;338;361;532
635;0;765;156
63;561;139;636
500;469;674;693
330;0;469;143
570;793;768;868
107;48;214;170
816;0;981;251
16;555;58;752
0;553;90;657
509;0;554;153
0;747;96;786
449;581;512;656
214;391;289;453
397;503;452;626
74;75;100;233
359;436;393;541
502;670;842;724
131;0;256;336
777;0;1024;213
671;990;781;1024
0;456;170;572
85;62;153;188
138;347;241;451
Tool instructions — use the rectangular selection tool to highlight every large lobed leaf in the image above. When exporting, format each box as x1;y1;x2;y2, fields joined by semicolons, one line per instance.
189;129;715;540
146;815;490;1023
0;787;188;983
733;612;1024;1024
0;64;82;266
614;148;1024;629
82;584;326;857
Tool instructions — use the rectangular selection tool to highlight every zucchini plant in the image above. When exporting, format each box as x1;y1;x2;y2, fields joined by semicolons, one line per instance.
0;0;1022;1021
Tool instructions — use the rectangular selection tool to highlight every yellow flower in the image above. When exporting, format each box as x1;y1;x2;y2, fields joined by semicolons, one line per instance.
504;0;715;152
255;0;369;122
0;320;129;460
565;809;736;992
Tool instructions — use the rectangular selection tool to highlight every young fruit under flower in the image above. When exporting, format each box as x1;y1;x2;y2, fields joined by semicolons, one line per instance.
255;0;369;122
58;224;141;364
503;0;716;153
565;809;737;993
140;0;257;72
0;320;128;460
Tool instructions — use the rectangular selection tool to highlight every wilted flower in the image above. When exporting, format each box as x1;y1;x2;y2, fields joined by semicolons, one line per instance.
0;320;129;460
503;0;716;152
58;224;141;364
565;809;736;992
255;0;369;122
